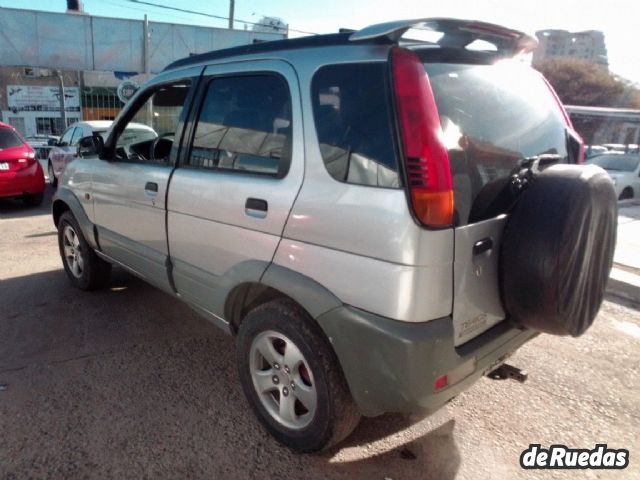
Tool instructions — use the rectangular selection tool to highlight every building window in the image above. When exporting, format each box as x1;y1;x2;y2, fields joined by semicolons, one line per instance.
36;117;76;135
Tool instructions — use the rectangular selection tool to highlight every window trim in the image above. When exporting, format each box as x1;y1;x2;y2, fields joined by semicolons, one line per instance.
310;61;403;190
103;77;197;167
183;71;293;180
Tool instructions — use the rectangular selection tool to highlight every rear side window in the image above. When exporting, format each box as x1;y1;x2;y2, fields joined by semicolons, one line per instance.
0;128;23;149
423;61;569;225
189;74;292;177
311;63;400;188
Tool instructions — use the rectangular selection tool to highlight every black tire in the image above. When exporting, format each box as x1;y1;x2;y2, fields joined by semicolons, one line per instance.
48;162;58;188
57;211;111;290
501;165;617;336
236;298;360;453
22;192;43;206
619;187;634;200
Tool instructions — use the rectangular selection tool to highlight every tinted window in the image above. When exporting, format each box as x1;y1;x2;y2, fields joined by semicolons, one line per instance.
423;61;569;225
0;128;24;149
189;75;292;177
311;63;400;188
589;154;640;172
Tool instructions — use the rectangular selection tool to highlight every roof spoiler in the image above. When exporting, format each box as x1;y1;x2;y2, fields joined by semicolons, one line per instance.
350;18;538;56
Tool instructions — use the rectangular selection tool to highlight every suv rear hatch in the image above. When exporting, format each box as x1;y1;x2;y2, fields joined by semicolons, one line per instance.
392;44;580;346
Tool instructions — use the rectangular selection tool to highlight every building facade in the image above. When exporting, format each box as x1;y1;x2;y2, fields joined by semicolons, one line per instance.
0;6;285;137
533;29;608;67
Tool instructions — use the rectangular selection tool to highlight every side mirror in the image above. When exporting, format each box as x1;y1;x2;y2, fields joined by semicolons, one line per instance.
58;141;69;147
77;135;104;158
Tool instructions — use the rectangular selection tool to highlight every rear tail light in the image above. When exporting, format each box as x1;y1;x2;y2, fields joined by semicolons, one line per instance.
391;47;454;227
542;76;585;164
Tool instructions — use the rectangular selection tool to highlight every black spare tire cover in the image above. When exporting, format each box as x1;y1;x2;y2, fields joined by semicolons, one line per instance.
500;164;617;336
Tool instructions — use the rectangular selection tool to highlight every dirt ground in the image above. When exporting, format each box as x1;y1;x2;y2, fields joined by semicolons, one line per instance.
1;188;639;479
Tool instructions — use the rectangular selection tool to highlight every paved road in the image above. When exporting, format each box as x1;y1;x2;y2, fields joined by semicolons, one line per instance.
1;188;639;480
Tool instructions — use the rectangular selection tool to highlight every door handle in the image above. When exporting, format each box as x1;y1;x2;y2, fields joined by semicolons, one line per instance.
473;237;493;256
245;198;268;219
145;182;158;193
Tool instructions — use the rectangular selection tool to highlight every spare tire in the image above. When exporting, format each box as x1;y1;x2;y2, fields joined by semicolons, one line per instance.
500;164;617;336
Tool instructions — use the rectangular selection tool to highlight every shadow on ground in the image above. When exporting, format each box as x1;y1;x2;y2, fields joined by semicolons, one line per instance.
0;185;54;220
0;267;460;479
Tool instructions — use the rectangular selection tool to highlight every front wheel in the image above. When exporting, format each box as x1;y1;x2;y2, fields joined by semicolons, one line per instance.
236;299;360;452
57;211;111;290
619;187;634;200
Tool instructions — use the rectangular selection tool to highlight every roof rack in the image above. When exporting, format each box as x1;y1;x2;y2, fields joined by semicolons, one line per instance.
163;17;536;72
163;33;390;72
350;18;537;55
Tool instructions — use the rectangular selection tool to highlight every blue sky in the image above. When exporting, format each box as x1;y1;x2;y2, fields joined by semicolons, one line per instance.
3;0;639;83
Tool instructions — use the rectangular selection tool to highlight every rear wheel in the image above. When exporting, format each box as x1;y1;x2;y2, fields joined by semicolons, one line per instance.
237;298;360;452
22;192;43;206
57;211;111;290
619;187;634;200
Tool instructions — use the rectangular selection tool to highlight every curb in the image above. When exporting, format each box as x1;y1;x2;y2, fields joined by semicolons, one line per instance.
607;266;640;304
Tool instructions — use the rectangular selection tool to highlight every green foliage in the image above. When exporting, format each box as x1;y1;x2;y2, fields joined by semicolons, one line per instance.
534;58;640;108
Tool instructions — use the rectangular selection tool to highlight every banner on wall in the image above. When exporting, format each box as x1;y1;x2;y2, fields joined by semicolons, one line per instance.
7;85;81;112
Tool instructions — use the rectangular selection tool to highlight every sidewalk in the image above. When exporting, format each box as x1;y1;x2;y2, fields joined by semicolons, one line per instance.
608;199;640;304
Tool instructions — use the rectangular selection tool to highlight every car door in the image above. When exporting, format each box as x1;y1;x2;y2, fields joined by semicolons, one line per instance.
91;67;201;292
167;60;303;319
50;126;76;178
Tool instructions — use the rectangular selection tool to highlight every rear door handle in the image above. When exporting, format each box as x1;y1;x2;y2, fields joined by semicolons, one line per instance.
245;198;268;219
473;237;493;256
145;182;158;194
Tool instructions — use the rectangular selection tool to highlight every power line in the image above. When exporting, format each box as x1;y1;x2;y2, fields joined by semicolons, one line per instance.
125;0;318;36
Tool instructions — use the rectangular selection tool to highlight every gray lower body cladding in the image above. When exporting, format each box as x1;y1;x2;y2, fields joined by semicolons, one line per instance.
316;306;538;417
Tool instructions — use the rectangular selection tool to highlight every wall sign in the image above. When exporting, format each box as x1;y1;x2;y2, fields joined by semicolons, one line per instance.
7;85;80;112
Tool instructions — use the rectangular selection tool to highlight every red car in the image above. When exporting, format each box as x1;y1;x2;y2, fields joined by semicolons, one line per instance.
0;122;45;206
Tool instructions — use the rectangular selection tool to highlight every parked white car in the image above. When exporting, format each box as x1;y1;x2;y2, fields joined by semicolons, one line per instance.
588;153;640;200
48;121;112;187
48;120;157;187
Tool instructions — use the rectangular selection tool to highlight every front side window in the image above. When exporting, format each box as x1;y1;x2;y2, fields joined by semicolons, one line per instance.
115;81;191;164
70;127;83;146
311;63;400;188
59;127;75;146
189;74;292;177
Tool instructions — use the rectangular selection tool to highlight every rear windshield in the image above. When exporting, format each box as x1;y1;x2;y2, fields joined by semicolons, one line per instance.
423;61;569;225
589;154;640;172
0;128;24;149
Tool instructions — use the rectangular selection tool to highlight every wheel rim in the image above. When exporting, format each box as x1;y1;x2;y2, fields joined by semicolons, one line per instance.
62;225;84;279
249;330;317;430
48;164;54;181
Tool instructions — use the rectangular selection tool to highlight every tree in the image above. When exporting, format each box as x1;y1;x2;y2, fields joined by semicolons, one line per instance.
534;58;640;109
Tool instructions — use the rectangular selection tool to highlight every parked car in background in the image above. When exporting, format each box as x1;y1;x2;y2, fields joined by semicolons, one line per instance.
48;120;156;187
0;121;45;206
47;121;112;187
602;143;639;154
584;145;608;159
587;152;640;200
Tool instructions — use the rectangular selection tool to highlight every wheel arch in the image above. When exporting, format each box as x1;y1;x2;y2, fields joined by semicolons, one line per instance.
225;263;343;334
52;188;98;249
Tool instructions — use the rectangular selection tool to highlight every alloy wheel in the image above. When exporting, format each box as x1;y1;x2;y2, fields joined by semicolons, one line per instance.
249;330;317;430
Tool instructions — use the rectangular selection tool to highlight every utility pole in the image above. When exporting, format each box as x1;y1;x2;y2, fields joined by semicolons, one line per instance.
56;70;67;134
228;0;234;29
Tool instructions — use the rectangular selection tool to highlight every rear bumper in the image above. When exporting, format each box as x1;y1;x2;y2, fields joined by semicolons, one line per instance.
316;305;538;417
0;162;45;198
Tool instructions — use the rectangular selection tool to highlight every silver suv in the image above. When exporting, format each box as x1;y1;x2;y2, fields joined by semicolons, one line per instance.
52;18;616;452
